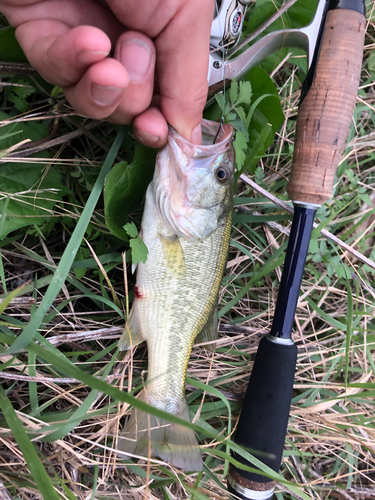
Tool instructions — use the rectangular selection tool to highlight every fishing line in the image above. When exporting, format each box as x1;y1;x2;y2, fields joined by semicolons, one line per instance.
213;0;226;144
213;117;224;144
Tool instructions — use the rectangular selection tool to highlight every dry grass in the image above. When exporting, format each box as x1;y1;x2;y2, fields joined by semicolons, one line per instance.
0;5;375;500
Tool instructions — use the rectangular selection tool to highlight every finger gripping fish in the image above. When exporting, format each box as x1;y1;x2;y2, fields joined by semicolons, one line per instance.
118;119;234;471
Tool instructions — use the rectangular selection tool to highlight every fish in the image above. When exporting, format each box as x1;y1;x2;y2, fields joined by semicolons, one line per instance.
117;119;234;471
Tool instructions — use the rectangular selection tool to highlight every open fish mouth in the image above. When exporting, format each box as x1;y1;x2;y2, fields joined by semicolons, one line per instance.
153;120;234;240
171;119;233;153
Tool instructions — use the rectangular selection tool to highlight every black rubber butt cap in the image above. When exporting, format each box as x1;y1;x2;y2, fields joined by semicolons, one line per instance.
229;336;298;491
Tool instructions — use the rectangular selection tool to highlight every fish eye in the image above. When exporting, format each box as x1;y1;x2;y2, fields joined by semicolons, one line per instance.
215;165;231;184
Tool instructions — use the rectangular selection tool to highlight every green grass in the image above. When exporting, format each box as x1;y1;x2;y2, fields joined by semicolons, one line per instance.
0;3;375;500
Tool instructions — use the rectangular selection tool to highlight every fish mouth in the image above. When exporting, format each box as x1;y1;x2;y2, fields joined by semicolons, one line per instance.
167;120;234;186
170;119;233;157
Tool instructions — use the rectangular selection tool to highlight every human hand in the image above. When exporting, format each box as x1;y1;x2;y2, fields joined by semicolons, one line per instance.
0;0;215;146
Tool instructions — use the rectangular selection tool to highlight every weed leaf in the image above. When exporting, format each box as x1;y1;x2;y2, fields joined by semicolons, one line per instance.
104;141;157;240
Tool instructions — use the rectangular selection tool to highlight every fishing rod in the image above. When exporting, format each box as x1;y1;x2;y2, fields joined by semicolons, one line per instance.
226;0;366;498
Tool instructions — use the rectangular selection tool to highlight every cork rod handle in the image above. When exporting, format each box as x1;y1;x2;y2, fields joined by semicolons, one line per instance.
287;9;365;205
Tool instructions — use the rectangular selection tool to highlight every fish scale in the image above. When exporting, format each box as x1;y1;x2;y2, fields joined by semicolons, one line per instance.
143;207;232;409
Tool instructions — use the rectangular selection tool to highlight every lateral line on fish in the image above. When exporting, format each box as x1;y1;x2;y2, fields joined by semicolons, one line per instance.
214;0;228;125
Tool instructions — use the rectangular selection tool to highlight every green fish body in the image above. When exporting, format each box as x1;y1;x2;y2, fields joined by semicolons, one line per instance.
118;119;234;471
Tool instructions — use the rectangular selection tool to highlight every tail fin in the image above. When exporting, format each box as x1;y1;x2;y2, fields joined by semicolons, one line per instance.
117;390;202;471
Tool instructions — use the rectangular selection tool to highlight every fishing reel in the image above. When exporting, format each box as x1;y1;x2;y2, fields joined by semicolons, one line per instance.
208;0;252;96
210;0;253;53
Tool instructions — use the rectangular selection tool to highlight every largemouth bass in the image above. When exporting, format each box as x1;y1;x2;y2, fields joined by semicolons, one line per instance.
118;119;234;471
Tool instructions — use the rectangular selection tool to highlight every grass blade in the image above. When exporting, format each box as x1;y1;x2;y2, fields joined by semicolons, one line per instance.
219;244;286;317
7;127;126;354
344;267;354;387
0;250;7;293
0;386;61;500
43;348;118;442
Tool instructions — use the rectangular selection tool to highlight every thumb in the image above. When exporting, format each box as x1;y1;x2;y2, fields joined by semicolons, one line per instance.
156;0;214;144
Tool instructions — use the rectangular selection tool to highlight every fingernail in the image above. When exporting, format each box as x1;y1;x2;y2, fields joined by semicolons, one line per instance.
77;49;108;67
91;84;123;106
134;129;162;146
119;39;152;82
190;124;202;145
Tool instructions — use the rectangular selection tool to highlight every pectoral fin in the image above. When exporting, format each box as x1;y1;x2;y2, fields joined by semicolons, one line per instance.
195;300;218;352
118;304;144;350
159;234;186;278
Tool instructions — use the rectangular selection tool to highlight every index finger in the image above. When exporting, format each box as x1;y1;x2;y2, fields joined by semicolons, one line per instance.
155;0;215;143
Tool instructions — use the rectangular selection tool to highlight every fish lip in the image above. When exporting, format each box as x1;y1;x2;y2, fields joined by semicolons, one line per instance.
167;120;234;182
169;120;234;159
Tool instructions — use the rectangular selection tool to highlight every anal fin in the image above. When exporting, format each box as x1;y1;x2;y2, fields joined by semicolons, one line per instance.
195;299;218;353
